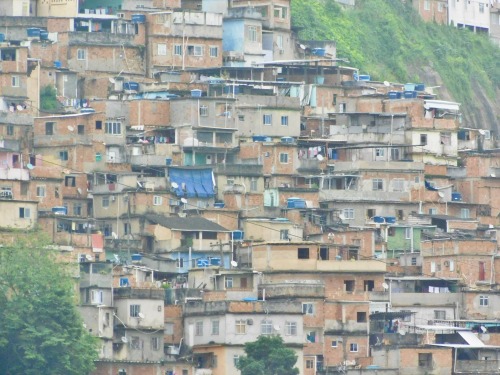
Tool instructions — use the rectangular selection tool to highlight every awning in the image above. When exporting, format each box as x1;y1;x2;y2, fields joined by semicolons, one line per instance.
169;167;215;198
458;331;485;346
424;100;460;111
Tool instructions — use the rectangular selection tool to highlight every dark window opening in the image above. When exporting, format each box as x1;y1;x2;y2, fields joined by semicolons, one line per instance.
357;312;367;322
298;248;310;259
344;280;355;292
96;120;102;130
364;280;374;291
319;247;328;260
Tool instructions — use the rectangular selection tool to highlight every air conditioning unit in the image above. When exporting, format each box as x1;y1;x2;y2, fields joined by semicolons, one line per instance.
247;319;254;325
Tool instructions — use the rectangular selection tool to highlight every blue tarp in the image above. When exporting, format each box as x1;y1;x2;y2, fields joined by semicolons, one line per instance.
169;168;214;198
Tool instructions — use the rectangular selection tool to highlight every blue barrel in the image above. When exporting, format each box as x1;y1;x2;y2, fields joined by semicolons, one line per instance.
232;230;244;240
131;253;142;262
385;216;396;224
452;192;462;201
358;74;371;81
166;158;172;166
191;89;202;97
415;83;425;91
373;216;385;223
52;206;67;215
40;31;49;40
312;48;326;56
123;81;139;91
388;91;399;100
27;28;40;37
214;202;225;208
54;60;62;68
404;91;417;99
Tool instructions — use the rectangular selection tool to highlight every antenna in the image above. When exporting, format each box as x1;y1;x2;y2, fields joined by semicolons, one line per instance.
480;326;487;333
138;312;145;319
180;197;187;204
109;77;116;84
383;81;390;87
382;282;389;290
137;181;143;188
299;44;306;50
171;182;179;189
121;336;128;343
438;191;444;198
85;254;93;261
491;173;496;178
231;260;238;267
399;330;406;336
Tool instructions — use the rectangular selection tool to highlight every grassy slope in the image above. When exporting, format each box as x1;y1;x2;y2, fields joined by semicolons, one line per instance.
291;0;500;125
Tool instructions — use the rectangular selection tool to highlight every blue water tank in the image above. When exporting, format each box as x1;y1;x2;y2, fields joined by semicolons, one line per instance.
123;81;139;91
166;158;172;166
54;60;62;68
388;91;402;99
0;33;5;42
312;48;326;56
385;216;396;224
131;14;146;23
131;253;142;262
404;90;417;99
27;28;40;37
404;83;416;91
197;259;209;268
373;216;385;223
415;83;425;91
52;206;67;215
252;135;270;142
358;74;371;81
40;31;49;40
281;136;295;144
191;89;202;97
214;202;225;208
452;192;462;201
232;230;244;240
210;257;221;266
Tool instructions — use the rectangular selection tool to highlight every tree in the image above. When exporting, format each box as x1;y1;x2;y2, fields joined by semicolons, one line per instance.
0;234;98;375
236;335;300;375
40;85;59;111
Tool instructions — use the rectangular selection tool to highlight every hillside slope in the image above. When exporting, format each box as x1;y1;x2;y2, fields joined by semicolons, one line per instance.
291;0;500;134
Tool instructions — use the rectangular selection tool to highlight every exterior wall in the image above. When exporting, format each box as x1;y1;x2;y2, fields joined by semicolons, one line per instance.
37;0;78;17
0;199;38;229
448;0;490;31
412;0;448;24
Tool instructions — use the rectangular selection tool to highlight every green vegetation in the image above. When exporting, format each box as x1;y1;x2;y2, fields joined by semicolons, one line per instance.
236;335;300;375
40;85;59;111
291;0;500;117
0;234;98;375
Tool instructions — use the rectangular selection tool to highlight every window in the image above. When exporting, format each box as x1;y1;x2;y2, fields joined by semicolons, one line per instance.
364;280;375;291
375;148;385;157
429;208;437;215
233;355;240;367
65;176;76;187
45;122;54;135
400;310;412;322
225;277;233;289
372;178;384;191
460;208;470;219
479;2;485;13
176;258;184;268
91;290;103;304
424;0;431;10
440;132;451;145
306;359;314;369
19;207;30;218
123;222;130;235
418;353;432;368
393;179;404;192
102;196;110;208
130;304;141;317
411;257;417;266
36;185;46;197
298;248;309;259
302;303;314;315
285;321;297;335
157;43;167;56
11;76;20;87
199;105;208;116
350;343;358;352
187;45;203;56
331;340;338;347
95;120;102;130
261;319;273;335
480;295;489;306
105;121;121;135
6;125;14;136
151;337;161;351
344;280;355;292
281;116;289;126
391;148;401;160
247;25;257;42
434;310;446;320
280;229;289;240
263;114;272;125
420;134;427;145
250;178;257;192
77;49;86;60
211;320;219;335
130;336;141;350
367;208;376;219
405;227;412;239
174;44;182;55
153;196;163;206
195;321;203;336
357;312;367;322
59;151;68;161
279;153;288;163
343;208;354;220
77;125;85;134
209;46;218;57
235;319;246;334
438;2;444;11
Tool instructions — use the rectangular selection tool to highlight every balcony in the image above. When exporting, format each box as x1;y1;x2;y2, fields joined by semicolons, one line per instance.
391;292;460;307
114;287;164;300
259;282;325;299
456;360;500;372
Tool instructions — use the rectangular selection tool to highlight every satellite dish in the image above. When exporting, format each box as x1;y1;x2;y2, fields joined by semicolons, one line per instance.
382;282;389;290
180;197;187;204
121;336;128;343
26;163;34;170
137;181;143;188
16;105;23;111
67;125;74;132
77;187;82;195
383;81;390;87
478;129;486;135
109;77;116;84
111;232;118;239
85;254;93;261
338;213;346;221
489;224;494;229
491;173;496;178
273;325;280;331
171;182;179;189
299;44;306;50
317;154;324;161
438;191;444;198
399;330;406;336
480;326;487;333
138;312;145;319
231;260;238;267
